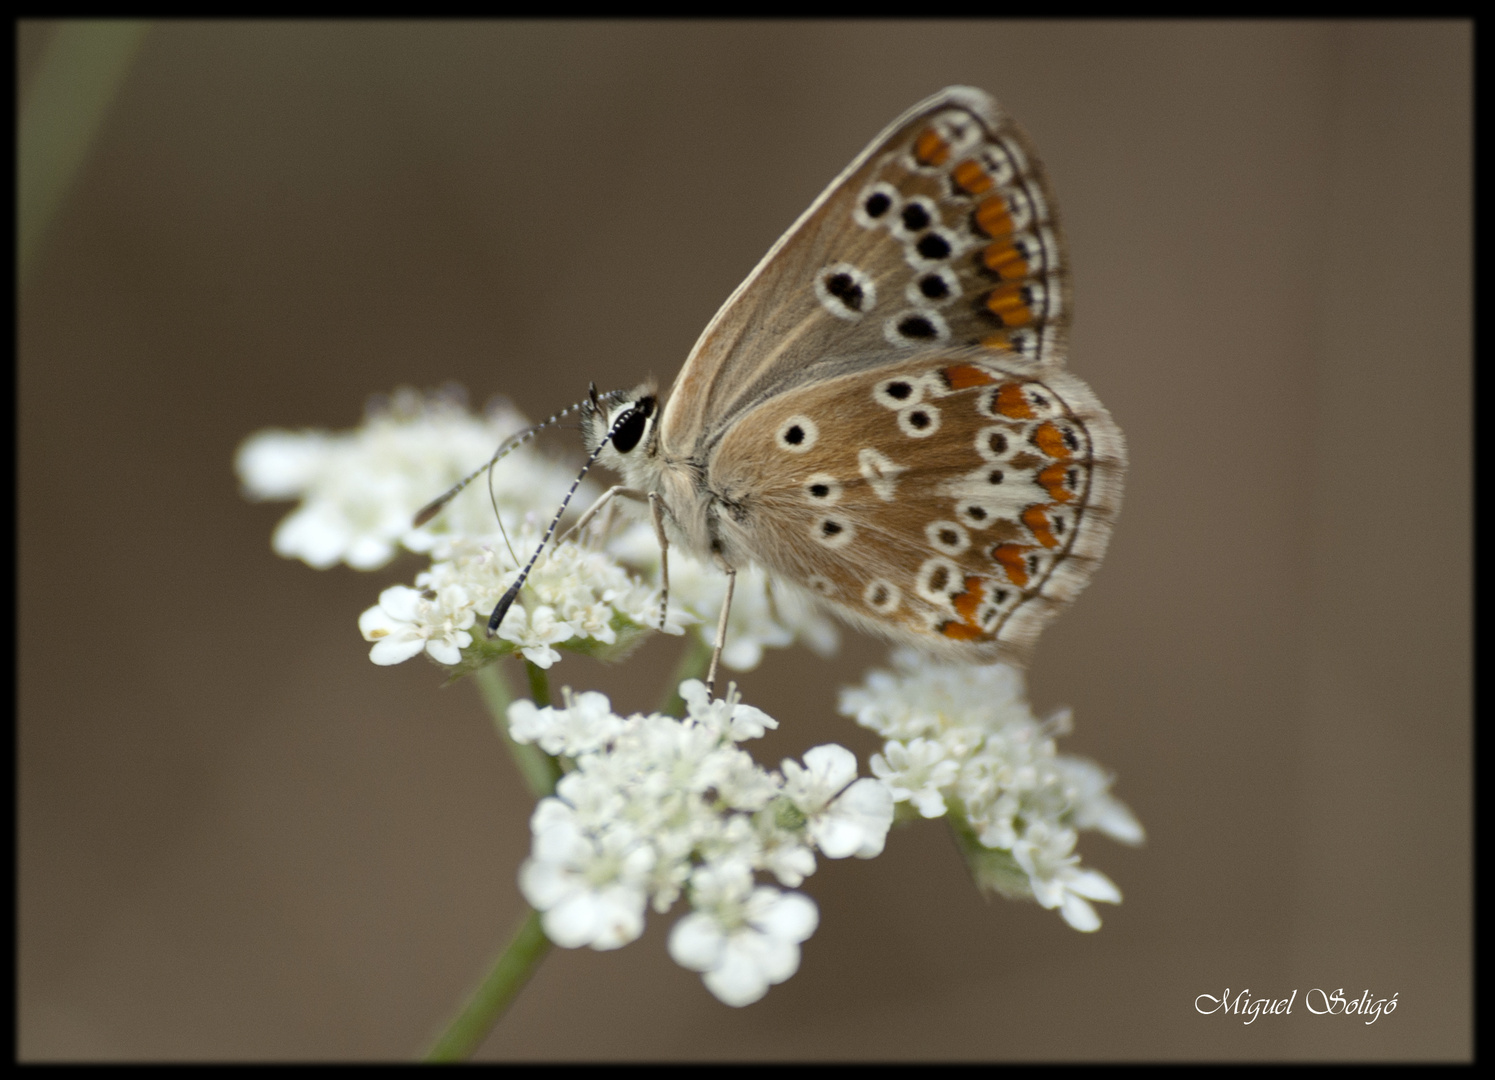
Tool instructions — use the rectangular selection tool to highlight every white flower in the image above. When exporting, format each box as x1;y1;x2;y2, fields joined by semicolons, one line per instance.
781;745;894;859
870;738;960;818
1054;757;1145;845
518;799;654;950
679;679;777;742
668;861;819;1007
358;584;474;666
507;690;622;757
237;387;588;571
1010;820;1123;932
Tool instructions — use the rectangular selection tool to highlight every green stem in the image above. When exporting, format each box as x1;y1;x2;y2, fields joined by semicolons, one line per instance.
423;909;552;1062
473;663;559;798
657;633;715;717
20;20;151;285
524;659;552;708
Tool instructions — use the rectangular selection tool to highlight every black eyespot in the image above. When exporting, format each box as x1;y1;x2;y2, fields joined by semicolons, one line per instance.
987;432;1007;455
987;469;1004;485
939;528;959;546
916;233;952;261
909;410;931;429
825;272;865;311
993;588;1009;604
919;274;950;300
929;566;950;591
864;191;892;218
870;585;888;605
784;425;805;446
897;316;937;340
1063;427;1081;452
967;506;987;520
1054;517;1066;534
822;521;843;537
900;203;931;232
809;483;830;498
611;404;650;453
886;381;912;400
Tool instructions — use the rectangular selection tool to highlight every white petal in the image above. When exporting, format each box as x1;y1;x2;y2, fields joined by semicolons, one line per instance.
668;912;726;972
542;891;603;948
801;744;858;794
424;637;464;666
751;890;818;944
586;885;647;950
518;859;576;910
1064;868;1122;904
377;585;424;621
1059;892;1102;932
702;946;771;1007
368;635;426;666
728;703;778;741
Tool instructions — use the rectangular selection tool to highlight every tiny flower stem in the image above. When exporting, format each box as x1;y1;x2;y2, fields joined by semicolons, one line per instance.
656;633;715;717
524;659;552;708
473;663;560;798
423;907;552;1062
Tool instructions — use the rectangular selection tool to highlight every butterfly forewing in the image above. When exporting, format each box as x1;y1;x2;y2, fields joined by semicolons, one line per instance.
661;86;1070;461
707;350;1124;665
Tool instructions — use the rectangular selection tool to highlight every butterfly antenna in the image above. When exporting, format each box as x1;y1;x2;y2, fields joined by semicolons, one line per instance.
411;395;594;529
485;401;646;637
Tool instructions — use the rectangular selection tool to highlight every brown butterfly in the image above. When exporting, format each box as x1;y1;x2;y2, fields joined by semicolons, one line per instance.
494;87;1124;685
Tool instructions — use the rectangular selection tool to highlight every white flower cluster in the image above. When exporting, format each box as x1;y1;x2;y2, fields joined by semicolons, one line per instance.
511;680;893;1006
357;528;679;669
839;651;1143;932
235;386;583;571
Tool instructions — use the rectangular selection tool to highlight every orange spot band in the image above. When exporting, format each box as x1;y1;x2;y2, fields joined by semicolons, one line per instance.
1038;462;1076;503
975;195;1014;238
983;241;1030;281
953;576;986;623
995;382;1035;419
1022;506;1060;549
943;363;997;390
915;129;951;166
1032;421;1073;459
952;159;994;195
940;620;985;641
992;543;1034;587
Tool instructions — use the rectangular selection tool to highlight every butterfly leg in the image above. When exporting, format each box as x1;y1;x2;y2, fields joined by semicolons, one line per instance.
648;492;670;632
705;558;737;698
556;484;649;546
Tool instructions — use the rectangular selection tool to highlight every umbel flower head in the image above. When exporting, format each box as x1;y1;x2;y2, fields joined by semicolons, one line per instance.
512;681;893;1006
841;650;1143;932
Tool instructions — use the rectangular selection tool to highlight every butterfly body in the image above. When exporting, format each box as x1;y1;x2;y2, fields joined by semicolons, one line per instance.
582;87;1124;668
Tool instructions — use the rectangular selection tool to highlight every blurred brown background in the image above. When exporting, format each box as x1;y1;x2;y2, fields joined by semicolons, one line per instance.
18;20;1469;1061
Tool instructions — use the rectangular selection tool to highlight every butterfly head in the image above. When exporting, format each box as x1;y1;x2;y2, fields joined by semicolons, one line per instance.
581;382;659;473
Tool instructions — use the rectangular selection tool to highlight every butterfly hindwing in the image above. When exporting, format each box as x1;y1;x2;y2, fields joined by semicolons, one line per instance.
707;350;1124;665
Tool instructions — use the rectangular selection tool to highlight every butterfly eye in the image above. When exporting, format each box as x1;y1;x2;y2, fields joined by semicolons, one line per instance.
610;402;652;453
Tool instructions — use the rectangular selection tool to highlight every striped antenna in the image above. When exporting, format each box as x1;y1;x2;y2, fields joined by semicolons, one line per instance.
411;393;595;528
485;398;652;637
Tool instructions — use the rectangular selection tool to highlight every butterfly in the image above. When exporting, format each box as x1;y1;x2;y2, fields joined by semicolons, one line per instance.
467;87;1124;685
